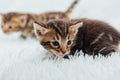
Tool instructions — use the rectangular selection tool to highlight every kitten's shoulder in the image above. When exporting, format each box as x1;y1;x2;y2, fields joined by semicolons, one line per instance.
70;18;115;29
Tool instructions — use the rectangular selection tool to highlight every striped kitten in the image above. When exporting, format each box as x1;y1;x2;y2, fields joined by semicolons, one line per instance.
0;0;79;39
33;19;120;57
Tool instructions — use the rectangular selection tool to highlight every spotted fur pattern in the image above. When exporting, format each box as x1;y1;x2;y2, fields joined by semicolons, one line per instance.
0;0;79;39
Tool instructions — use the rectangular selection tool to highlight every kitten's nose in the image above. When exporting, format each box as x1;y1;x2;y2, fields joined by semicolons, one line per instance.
61;50;66;54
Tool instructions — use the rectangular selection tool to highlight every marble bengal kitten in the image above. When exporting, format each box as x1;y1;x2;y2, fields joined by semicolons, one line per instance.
33;18;120;57
0;0;79;39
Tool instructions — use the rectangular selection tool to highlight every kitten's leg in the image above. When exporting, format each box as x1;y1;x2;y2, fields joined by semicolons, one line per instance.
29;31;36;38
99;46;116;56
22;29;35;38
86;44;116;57
19;28;28;39
20;28;34;39
20;33;27;39
20;31;27;39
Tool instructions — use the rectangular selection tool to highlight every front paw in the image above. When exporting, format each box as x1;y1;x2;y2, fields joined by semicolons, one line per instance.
20;35;27;39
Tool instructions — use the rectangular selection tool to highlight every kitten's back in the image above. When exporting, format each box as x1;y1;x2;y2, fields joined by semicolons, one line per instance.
74;18;120;55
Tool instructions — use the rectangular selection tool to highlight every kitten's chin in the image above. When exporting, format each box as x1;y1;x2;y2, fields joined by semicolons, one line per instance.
57;53;65;57
3;31;12;34
48;49;70;58
3;30;13;34
55;52;70;58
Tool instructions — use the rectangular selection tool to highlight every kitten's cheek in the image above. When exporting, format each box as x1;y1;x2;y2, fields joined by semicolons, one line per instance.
49;49;58;55
3;29;11;34
65;51;70;55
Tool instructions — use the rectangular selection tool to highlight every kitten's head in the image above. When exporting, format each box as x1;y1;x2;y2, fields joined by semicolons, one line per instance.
33;19;83;57
0;13;27;34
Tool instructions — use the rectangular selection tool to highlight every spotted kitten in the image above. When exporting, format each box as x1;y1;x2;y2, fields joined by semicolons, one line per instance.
33;18;120;57
0;0;79;39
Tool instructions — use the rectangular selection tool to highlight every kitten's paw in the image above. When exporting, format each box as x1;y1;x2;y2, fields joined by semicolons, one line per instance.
20;35;27;39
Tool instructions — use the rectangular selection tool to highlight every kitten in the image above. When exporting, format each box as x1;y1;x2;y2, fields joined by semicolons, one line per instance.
33;18;120;57
0;0;79;39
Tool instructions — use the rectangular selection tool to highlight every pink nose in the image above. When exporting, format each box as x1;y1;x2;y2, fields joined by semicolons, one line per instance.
61;51;66;54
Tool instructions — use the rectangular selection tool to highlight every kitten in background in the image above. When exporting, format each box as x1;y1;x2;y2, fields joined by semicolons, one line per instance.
0;0;79;39
33;18;120;58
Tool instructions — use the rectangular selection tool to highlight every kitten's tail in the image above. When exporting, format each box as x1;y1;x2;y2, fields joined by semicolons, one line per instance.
65;0;80;17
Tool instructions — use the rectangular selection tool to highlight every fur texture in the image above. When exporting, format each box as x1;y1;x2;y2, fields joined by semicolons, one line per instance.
33;18;120;57
0;0;79;39
70;18;120;56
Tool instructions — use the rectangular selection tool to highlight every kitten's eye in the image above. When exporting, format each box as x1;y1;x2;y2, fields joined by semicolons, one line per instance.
9;26;12;29
52;41;59;47
67;40;72;45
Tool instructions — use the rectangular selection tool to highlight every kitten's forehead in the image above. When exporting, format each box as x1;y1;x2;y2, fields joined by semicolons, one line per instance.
46;20;69;38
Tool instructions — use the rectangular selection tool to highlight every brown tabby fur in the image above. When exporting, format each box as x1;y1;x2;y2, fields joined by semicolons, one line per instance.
0;0;79;39
33;18;120;57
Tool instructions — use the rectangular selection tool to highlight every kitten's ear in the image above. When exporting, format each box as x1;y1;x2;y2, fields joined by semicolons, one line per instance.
16;15;27;27
33;22;49;36
72;21;83;29
69;21;83;34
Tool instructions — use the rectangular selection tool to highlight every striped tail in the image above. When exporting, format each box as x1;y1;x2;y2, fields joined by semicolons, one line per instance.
65;0;80;17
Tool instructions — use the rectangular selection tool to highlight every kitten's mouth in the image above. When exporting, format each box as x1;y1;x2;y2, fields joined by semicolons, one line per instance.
3;30;12;34
49;49;70;57
57;51;70;57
